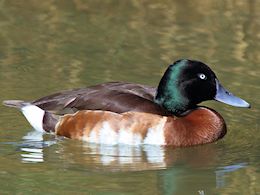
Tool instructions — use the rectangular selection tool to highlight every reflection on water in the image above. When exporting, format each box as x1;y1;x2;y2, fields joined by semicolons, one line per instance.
20;131;56;163
21;130;169;170
1;126;257;194
83;144;166;168
19;129;248;191
215;163;247;188
21;148;43;163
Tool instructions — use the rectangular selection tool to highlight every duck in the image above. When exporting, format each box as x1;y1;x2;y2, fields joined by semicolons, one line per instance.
3;59;250;147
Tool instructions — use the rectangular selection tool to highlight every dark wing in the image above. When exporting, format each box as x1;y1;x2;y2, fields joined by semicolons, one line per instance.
32;82;169;115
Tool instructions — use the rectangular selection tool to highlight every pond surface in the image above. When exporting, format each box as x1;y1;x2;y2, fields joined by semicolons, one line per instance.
0;1;259;194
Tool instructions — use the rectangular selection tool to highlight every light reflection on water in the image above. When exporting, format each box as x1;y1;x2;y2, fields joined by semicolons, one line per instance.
0;124;256;194
215;163;247;188
20;130;168;170
20;131;56;163
19;129;248;191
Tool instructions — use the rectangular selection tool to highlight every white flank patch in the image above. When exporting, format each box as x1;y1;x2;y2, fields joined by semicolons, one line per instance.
85;122;143;146
84;118;166;146
143;117;166;145
21;105;45;132
86;130;98;143
84;122;118;145
118;129;142;145
99;122;118;145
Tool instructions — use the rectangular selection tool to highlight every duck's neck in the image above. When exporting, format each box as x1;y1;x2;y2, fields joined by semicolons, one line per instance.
155;86;190;115
154;61;193;115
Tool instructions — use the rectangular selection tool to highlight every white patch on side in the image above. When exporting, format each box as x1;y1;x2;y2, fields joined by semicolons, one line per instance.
85;122;143;146
85;130;98;143
21;105;45;132
84;122;119;145
118;129;142;145
99;122;118;145
143;117;166;145
83;119;165;146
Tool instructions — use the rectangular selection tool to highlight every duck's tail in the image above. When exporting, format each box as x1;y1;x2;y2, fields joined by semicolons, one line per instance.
3;100;29;108
3;100;58;133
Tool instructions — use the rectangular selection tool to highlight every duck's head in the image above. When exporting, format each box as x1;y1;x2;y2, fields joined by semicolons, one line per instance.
155;59;250;115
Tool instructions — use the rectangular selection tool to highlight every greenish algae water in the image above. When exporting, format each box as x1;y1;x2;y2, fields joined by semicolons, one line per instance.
0;1;259;194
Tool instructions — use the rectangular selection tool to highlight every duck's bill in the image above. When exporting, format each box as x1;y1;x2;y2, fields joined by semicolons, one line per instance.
214;79;251;108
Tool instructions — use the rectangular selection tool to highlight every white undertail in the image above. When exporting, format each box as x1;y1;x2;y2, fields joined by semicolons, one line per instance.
21;105;45;132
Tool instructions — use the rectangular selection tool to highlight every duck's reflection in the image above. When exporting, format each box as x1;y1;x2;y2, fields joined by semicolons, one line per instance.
20;130;56;163
19;130;247;191
80;143;167;170
215;163;247;188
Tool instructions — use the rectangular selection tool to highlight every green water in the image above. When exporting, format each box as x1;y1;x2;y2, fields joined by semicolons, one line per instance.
0;1;259;194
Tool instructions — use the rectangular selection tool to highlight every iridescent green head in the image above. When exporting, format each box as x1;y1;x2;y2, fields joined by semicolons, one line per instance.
155;59;250;115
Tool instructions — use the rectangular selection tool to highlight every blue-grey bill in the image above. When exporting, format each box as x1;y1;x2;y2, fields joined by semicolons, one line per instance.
214;79;251;108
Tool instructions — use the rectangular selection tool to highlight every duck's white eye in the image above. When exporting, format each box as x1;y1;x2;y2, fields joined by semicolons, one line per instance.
198;73;207;80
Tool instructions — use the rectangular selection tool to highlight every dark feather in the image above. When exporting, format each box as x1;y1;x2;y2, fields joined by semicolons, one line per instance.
32;82;170;116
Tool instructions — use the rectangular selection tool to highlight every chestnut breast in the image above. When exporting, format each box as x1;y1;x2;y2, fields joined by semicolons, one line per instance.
164;107;226;146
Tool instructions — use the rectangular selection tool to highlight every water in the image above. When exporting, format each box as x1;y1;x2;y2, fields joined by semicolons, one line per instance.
0;0;259;194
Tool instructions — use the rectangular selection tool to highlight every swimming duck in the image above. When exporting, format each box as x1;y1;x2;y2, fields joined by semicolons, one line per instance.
3;59;250;146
